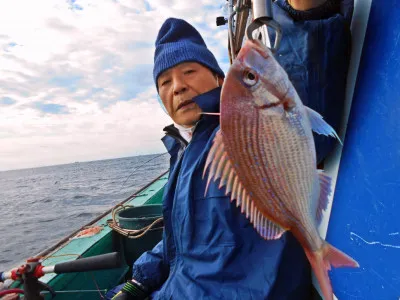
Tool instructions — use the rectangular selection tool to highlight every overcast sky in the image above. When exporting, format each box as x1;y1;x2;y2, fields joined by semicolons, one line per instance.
0;0;229;171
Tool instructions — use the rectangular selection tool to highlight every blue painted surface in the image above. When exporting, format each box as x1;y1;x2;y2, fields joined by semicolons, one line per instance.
34;102;70;114
327;1;400;299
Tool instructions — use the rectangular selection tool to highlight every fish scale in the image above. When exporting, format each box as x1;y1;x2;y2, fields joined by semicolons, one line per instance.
262;113;312;227
254;114;288;216
229;114;284;219
216;119;279;233
204;39;359;300
259;116;295;215
232;116;255;218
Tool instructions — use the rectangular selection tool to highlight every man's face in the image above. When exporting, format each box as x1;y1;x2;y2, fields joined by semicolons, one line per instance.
157;62;220;127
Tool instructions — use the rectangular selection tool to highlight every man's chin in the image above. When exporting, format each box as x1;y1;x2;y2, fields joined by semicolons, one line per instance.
174;110;200;125
176;117;201;128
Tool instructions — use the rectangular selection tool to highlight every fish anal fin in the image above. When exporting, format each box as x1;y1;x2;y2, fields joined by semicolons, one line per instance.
246;191;286;240
305;106;342;145
316;170;332;224
254;210;286;240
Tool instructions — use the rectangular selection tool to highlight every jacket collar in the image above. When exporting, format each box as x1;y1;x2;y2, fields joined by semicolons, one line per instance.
192;86;221;114
161;87;221;155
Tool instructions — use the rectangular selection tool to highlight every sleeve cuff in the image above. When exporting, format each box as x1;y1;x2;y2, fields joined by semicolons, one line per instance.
121;281;148;299
131;267;147;289
276;0;341;21
130;278;148;293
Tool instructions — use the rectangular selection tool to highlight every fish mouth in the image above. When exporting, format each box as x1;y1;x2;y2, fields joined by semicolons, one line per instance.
238;39;270;63
177;99;195;111
255;101;283;110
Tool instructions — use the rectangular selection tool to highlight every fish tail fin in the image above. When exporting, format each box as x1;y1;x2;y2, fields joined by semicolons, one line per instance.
323;243;359;269
305;243;359;300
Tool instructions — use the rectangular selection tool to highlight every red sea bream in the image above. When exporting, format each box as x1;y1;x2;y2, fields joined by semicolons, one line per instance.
204;40;359;300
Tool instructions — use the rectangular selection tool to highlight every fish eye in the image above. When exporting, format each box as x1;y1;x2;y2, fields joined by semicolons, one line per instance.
243;69;258;86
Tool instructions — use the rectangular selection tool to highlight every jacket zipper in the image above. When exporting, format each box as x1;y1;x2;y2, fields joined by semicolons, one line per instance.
160;127;187;298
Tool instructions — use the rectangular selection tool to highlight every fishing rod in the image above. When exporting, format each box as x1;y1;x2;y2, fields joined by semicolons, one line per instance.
216;0;282;62
0;252;122;299
120;152;169;190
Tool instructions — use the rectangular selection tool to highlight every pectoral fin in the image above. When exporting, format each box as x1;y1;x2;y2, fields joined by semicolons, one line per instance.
305;106;342;145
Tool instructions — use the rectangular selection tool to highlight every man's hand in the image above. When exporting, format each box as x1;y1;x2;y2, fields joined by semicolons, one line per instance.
0;291;19;299
288;0;328;10
0;283;20;300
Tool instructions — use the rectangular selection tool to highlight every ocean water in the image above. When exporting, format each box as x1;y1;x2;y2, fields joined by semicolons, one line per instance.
0;154;170;272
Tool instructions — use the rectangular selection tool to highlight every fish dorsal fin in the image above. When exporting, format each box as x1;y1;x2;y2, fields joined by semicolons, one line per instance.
316;170;332;224
203;129;286;240
305;106;343;145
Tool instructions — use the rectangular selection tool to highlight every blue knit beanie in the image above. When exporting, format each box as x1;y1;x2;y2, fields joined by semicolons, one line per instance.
153;18;225;89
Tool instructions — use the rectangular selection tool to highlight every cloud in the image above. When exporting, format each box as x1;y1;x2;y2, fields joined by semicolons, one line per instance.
0;87;172;170
112;64;154;101
0;0;230;171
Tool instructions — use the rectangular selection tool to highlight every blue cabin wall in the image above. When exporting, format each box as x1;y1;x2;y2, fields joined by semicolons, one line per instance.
327;0;400;299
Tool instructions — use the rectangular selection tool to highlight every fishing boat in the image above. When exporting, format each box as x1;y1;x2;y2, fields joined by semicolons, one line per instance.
0;171;169;299
1;0;399;299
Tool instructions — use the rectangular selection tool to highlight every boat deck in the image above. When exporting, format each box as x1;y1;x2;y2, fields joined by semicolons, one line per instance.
11;172;168;299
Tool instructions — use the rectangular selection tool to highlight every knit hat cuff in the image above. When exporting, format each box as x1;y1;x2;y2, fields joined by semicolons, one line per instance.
153;41;224;88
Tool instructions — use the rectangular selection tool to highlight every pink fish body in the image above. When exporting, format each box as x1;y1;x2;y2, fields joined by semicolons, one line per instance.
204;40;359;300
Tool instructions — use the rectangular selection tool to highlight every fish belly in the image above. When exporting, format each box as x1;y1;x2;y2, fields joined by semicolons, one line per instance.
222;109;318;242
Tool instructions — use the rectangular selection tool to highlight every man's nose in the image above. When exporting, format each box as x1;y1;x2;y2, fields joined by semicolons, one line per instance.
173;75;188;96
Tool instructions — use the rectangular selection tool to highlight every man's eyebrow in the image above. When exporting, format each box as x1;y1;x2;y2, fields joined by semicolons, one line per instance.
181;62;196;67
159;69;171;79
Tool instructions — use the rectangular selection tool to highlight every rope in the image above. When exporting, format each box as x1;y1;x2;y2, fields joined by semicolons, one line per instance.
39;253;81;261
90;273;105;299
107;204;163;239
41;289;108;294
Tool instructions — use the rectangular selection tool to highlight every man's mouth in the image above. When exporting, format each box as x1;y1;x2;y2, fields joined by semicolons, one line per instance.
177;99;195;111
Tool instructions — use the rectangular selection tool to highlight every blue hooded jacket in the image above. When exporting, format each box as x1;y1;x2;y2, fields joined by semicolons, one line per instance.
126;1;353;299
132;87;311;300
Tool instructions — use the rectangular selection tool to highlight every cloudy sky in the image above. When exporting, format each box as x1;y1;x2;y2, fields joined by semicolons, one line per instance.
0;0;229;171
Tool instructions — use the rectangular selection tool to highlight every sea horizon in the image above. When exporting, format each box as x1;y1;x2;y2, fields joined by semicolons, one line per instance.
0;151;167;173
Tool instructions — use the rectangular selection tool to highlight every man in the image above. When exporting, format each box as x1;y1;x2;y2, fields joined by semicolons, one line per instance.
108;0;353;299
